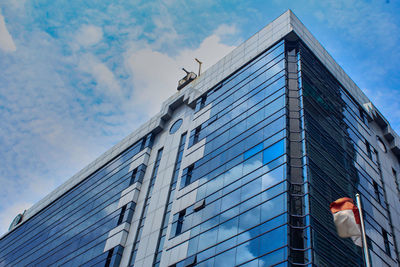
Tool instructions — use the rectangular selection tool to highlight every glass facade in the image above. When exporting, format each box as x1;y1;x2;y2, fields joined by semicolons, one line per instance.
1;13;399;267
298;42;398;266
0;134;153;266
170;41;288;267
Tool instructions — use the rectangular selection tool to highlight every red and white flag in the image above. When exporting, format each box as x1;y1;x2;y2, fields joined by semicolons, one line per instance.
330;197;362;247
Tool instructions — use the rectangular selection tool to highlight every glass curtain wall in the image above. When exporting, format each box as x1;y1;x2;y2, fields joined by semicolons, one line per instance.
0;134;153;266
170;40;289;267
299;41;397;267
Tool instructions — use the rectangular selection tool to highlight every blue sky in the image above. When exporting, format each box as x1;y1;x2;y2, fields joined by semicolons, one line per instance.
0;0;399;234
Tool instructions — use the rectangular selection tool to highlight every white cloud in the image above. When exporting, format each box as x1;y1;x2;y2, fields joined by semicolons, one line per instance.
214;24;237;38
0;27;122;235
125;25;237;116
75;24;103;47
0;13;16;52
0;4;240;235
8;0;27;10
144;5;179;50
78;53;122;97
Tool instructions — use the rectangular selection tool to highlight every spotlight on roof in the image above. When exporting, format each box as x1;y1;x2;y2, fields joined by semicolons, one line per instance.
177;68;197;91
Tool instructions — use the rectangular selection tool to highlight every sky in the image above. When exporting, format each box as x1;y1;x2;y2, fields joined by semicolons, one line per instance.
0;0;399;235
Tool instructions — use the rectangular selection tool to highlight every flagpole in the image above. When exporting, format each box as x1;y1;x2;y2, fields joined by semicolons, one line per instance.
355;193;371;267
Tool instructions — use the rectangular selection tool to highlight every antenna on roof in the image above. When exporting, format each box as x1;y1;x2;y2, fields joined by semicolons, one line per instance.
195;58;202;76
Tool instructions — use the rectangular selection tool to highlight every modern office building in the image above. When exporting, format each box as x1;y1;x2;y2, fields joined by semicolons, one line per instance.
1;10;400;267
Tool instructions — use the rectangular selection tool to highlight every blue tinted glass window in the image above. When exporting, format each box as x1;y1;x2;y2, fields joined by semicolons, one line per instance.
215;247;236;266
263;139;285;165
244;143;263;160
170;119;183;134
259;246;287;266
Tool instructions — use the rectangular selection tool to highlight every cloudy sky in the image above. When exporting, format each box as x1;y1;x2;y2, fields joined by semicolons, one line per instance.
0;0;399;234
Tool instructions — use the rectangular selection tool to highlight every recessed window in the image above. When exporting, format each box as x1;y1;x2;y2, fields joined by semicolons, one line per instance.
377;137;387;153
195;95;207;112
129;168;138;186
200;95;207;109
129;164;146;185
185;164;194;187
188;125;202;147
193;126;201;144
175;210;186;236
180;164;195;188
392;168;400;194
359;107;368;125
382;228;391;256
105;248;114;267
170;119;183;134
373;180;381;204
365;140;372;159
117;205;127;225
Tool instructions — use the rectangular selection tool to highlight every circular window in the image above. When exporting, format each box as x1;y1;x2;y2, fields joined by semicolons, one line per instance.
377;137;387;153
170;119;183;134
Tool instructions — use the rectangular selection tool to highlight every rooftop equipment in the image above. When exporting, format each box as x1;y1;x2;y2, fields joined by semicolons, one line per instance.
177;68;197;91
